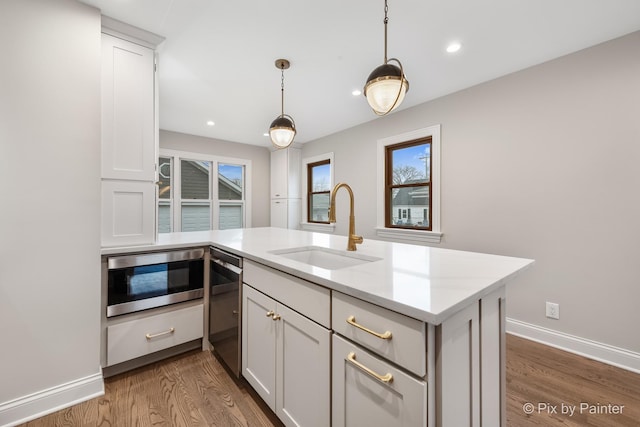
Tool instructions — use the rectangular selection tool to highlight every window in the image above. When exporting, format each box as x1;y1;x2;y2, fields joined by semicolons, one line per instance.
307;159;331;223
385;138;431;230
158;149;251;233
377;125;441;244
301;153;335;232
181;159;211;231
158;156;172;233
218;163;245;230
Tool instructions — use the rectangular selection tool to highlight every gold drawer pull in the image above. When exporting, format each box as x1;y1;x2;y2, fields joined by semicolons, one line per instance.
346;316;392;340
145;327;175;340
266;310;275;318
347;352;393;384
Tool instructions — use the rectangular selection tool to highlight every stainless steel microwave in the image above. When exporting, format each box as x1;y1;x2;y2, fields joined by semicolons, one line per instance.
106;248;205;317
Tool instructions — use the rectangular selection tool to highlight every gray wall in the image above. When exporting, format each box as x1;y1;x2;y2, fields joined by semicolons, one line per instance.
160;130;271;228
302;31;640;353
0;0;102;417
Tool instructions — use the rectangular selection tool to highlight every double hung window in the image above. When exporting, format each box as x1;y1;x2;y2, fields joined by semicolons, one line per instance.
307;159;331;223
385;138;432;230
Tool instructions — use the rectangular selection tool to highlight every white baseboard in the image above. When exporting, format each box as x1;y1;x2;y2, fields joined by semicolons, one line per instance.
507;318;640;374
0;372;104;427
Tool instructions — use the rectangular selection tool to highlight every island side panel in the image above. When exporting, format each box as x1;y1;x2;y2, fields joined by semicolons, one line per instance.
436;302;480;427
480;286;507;426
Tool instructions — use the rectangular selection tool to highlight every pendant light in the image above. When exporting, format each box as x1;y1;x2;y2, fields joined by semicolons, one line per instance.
269;59;296;149
364;0;409;116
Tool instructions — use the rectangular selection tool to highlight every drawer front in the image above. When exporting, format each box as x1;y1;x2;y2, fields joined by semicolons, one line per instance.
332;292;426;377
332;334;427;427
244;259;330;328
107;304;203;366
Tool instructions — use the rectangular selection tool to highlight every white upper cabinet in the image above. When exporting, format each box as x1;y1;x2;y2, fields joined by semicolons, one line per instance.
100;20;163;247
270;147;301;199
101;34;156;181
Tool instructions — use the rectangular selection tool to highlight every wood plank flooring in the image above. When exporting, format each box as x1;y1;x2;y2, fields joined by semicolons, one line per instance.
21;334;640;426
506;334;640;426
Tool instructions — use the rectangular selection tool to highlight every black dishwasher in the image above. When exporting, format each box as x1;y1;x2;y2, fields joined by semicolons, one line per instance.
209;247;243;377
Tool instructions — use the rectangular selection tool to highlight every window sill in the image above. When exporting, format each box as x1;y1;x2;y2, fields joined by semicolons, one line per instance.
375;227;442;244
301;222;336;233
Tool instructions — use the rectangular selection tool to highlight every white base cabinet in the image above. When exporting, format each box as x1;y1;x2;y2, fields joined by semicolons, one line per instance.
106;303;203;366
241;259;507;427
332;334;427;427
242;283;330;427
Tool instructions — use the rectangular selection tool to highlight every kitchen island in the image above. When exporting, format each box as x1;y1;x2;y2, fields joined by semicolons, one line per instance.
102;227;534;427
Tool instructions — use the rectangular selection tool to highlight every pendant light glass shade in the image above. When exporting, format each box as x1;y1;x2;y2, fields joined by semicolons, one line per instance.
269;115;296;148
364;0;409;116
269;59;296;149
364;61;409;114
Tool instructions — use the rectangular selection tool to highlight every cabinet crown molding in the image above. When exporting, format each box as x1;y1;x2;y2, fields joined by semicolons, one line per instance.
101;15;165;49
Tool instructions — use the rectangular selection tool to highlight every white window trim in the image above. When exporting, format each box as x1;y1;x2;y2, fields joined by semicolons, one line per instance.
301;152;336;233
160;148;252;232
376;125;442;244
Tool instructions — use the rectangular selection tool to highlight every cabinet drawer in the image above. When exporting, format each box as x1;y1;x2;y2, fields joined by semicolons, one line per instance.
332;292;426;377
332;334;427;427
244;260;330;328
107;304;203;366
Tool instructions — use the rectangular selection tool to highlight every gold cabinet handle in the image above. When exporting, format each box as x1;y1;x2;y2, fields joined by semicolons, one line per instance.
346;352;393;384
346;316;392;340
266;310;275;318
145;327;175;340
272;314;281;321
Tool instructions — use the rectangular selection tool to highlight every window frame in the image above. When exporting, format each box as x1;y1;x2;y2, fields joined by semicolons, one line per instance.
376;125;442;244
301;152;335;233
384;137;432;231
158;148;252;233
307;159;331;224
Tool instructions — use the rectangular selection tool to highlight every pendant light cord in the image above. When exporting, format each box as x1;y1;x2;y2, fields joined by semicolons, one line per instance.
280;65;285;117
383;0;389;64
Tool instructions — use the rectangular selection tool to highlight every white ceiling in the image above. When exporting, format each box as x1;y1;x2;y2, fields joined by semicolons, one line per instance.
80;0;640;147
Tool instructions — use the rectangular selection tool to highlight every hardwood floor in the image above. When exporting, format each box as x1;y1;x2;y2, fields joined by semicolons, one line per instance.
22;351;283;427
21;335;640;426
506;334;640;426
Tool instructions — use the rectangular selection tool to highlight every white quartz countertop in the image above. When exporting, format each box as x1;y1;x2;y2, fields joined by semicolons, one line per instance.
102;227;534;324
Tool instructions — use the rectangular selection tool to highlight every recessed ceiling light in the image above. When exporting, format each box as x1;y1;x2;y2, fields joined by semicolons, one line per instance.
263;133;269;137
352;89;362;96
446;42;461;53
206;120;215;126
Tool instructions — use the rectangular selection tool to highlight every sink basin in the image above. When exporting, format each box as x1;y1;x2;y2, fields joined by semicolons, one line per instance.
269;246;381;270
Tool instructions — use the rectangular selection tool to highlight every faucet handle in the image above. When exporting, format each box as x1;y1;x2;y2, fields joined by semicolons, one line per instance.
352;235;363;245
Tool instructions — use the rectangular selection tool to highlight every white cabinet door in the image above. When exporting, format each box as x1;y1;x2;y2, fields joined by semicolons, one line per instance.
101;180;156;246
271;199;300;229
270;147;301;199
270;149;288;199
242;284;277;409
276;303;330;427
101;34;156;181
332;334;427;427
271;199;288;228
242;283;331;427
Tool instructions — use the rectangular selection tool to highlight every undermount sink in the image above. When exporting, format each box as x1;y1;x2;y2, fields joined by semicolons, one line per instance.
269;246;381;270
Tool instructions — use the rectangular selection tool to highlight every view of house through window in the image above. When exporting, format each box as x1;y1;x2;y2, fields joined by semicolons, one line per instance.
218;164;244;230
307;160;331;223
385;137;431;230
158;156;172;233
181;159;211;231
157;153;248;233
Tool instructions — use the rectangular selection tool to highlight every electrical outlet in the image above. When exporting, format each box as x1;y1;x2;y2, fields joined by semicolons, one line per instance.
546;302;560;320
